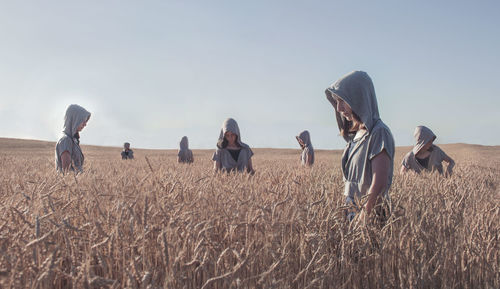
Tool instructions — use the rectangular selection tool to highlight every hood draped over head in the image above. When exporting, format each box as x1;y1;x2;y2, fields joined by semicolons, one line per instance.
325;71;380;141
63;104;91;138
180;136;189;150
412;126;436;155
217;118;243;147
297;130;312;149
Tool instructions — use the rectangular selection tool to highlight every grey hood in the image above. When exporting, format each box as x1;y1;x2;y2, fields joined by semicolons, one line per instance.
63;104;91;137
218;118;245;147
325;71;380;141
297;130;313;149
412;126;436;155
180;136;189;150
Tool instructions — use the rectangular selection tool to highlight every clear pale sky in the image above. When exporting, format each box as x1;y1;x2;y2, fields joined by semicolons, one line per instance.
1;0;499;149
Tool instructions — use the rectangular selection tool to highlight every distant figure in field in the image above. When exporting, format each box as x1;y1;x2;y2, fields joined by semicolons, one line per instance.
178;136;194;163
213;118;255;174
121;142;134;160
55;104;91;173
296;130;314;166
400;126;455;176
325;71;395;222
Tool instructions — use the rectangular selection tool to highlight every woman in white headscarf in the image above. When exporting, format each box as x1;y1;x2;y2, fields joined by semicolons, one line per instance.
325;71;395;222
55;104;91;173
178;136;194;163
296;130;314;166
121;142;134;160
212;118;254;174
400;126;454;176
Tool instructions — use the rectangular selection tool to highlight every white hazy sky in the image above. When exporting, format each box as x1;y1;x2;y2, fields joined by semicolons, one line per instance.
0;0;499;149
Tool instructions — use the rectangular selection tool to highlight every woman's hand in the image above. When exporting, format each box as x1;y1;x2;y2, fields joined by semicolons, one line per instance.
213;160;222;172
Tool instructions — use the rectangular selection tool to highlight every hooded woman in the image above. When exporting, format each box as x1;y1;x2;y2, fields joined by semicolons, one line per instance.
400;126;455;176
212;118;254;174
55;104;91;173
178;136;194;163
121;142;134;160
296;130;314;166
325;71;395;221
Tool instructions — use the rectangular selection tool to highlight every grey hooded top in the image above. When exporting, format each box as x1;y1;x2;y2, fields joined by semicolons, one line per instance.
178;136;193;163
297;130;314;166
401;126;449;174
325;71;395;199
121;142;134;160
212;118;254;172
55;104;91;172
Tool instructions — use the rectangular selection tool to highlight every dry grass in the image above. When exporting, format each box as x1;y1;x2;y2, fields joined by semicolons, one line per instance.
0;138;498;289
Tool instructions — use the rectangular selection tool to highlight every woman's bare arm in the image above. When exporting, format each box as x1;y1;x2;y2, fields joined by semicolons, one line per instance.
213;160;222;171
306;152;313;166
61;151;72;172
247;158;255;174
399;165;407;174
443;154;455;177
365;150;391;215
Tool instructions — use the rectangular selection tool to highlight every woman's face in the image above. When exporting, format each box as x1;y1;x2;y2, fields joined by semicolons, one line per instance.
297;137;305;147
77;120;88;132
225;131;237;145
334;96;354;121
422;140;433;152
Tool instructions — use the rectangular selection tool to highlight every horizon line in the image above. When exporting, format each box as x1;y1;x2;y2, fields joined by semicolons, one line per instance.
1;136;498;151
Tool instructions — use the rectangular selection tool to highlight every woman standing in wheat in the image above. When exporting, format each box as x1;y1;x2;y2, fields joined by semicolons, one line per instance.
325;71;395;222
121;142;134;159
212;118;254;174
400;125;455;176
296;130;314;166
177;136;194;163
55;104;91;173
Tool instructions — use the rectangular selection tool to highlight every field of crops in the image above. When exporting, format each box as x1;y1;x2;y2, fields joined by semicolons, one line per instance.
0;138;498;289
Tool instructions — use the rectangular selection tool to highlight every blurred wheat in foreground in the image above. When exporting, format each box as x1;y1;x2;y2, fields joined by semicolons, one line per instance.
0;138;498;289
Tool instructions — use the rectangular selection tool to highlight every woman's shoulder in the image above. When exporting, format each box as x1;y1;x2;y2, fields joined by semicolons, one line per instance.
402;150;414;160
57;134;70;142
368;120;394;144
370;120;393;136
431;145;446;155
56;134;73;146
239;143;252;151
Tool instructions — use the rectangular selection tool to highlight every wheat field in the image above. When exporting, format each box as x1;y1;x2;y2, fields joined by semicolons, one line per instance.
0;138;498;289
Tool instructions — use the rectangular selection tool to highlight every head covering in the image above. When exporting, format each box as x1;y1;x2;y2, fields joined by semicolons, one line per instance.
218;118;243;146
412;126;436;155
63;104;91;137
297;130;312;148
180;136;189;150
325;71;380;141
124;142;130;149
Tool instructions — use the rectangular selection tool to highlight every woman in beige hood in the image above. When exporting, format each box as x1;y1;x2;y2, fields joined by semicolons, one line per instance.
212;118;254;174
296;130;314;166
400;126;454;176
55;104;91;173
121;142;134;160
178;136;194;163
325;71;395;222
